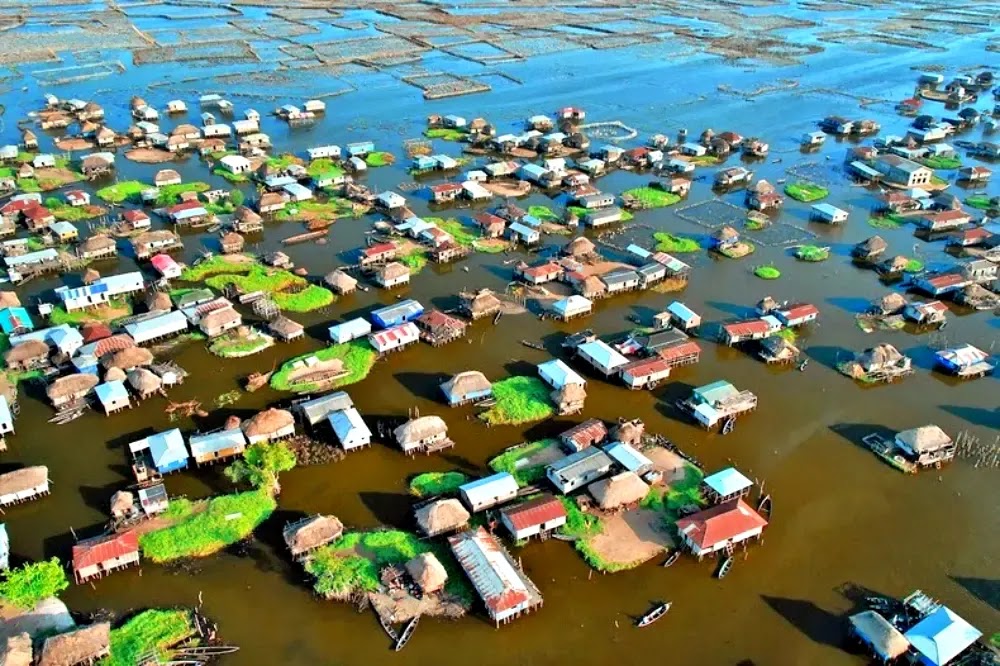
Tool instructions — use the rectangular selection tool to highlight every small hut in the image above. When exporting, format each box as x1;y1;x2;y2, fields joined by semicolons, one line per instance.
459;288;502;320
440;371;492;406
610;419;645;447
323;269;357;295
82;268;101;285
109;490;135;519
77;235;117;261
406;552;448;593
958;283;1000;310
38;623;111;666
880;255;911;275
394;415;451;455
872;293;907;316
46;374;99;408
4;339;49;372
127;367;162;400
563;236;596;258
243;407;295;444
552;382;587;415
268;316;304;341
375;261;410;289
588;471;649;511
232;206;263;234
0;466;50;507
755;295;779;315
144;291;172;313
220;232;244;254
579;275;607;299
104;367;126;383
102;346;154;372
759;336;800;364
842;343;913;382
264;251;292;269
414;498;470;536
852;235;887;260
283;514;344;560
848;610;910;663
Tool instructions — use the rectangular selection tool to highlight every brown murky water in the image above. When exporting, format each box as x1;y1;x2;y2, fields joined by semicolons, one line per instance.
2;16;998;666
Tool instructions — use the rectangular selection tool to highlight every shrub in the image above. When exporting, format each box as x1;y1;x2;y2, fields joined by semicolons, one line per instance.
795;245;829;262
224;441;297;491
558;497;602;538
0;558;69;609
408;471;470;497
96;181;150;204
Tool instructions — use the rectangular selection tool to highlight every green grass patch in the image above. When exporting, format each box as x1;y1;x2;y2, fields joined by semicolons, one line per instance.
745;217;768;231
212;168;249;183
96;180;150;204
478;376;555;426
306;530;473;603
270;339;377;393
275;199;356;223
867;216;904;229
365;152;394;167
964;195;993;211
431;217;477;248
0;558;69;610
139;490;276;562
26;237;46;251
775;328;797;342
622;186;681;208
689;155;720;166
489;439;558;486
921;155;961;170
784;181;829;202
48;297;132;326
266;153;301;170
795;245;829;262
559;496;602;539
204;265;333;313
155;182;209;206
51;205;103;222
306;158;345;181
179;255;254;282
527;205;559;221
408;471;470;497
473;240;509;254
904;259;924;273
101;609;196;666
653;232;701;253
208;331;273;357
17;178;41;193
640;464;704;526
399;248;428;274
162;497;195;521
754;265;781;280
931;175;948;187
424;128;467;141
0;167;13;179
567;205;633;222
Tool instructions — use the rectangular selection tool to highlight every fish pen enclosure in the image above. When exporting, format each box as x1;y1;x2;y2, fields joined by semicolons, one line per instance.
132;41;261;66
676;199;748;230
785;161;836;186
745;222;816;247
401;72;492;100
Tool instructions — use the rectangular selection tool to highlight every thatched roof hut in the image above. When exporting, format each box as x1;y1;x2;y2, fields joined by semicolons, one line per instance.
875;293;907;315
283;515;344;558
857;343;907;371
378;261;409;282
552;382;587;414
414;498;470;536
145;291;172;312
110;490;134;518
4;339;49;367
611;419;645;447
1;633;33;666
394;415;447;448
441;371;491;405
756;295;778;314
127;367;162;397
896;425;952;454
0;291;22;308
104;367;126;382
588;471;649;511
46;374;98;405
713;225;740;242
268;316;304;341
78;235;117;258
220;232;244;254
0;466;48;497
130;95;146;110
460;288;502;319
243;407;295;442
38;622;110;666
752;179;775;195
883;255;910;273
848;611;910;661
579;275;606;299
103;346;154;371
406;552;448;593
323;269;357;295
563;236;596;257
853;235;887;259
82;268;101;285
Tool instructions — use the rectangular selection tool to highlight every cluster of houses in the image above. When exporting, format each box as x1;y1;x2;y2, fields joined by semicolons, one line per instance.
327;297;471;355
718;299;820;365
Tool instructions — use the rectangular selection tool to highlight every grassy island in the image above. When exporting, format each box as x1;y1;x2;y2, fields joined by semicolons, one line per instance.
527;205;560;221
102;609;196;666
965;195;993;211
754;265;781;279
653;232;701;253
154;182;210;206
0;558;69;609
921;155;961;170
478;376;555;426
489;439;560;486
784;181;829;202
365;152;394;167
96;180;151;204
795;245;830;262
623;187;681;209
408;471;470;497
48;297;132;326
270;340;377;393
424;128;466;141
204;265;334;312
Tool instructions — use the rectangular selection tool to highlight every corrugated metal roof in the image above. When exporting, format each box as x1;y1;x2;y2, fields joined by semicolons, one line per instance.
188;429;247;457
448;527;533;614
72;530;138;570
702;467;753;497
460;473;518;505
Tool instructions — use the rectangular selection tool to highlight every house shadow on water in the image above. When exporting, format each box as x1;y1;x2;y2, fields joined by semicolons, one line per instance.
394;370;450;403
825;295;871;315
828;423;895;452
759;595;843;648
950;576;1000;613
359;490;413;528
939;405;1000;429
803;344;854;371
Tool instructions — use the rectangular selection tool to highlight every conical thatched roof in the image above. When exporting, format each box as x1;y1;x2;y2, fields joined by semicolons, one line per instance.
220;232;243;252
885;255;909;272
461;288;502;315
283;515;344;557
854;235;887;256
82;268;101;285
713;225;739;241
243;408;294;438
39;622;110;666
323;269;357;293
154;169;180;185
378;261;409;281
104;367;126;382
589;471;649;510
756;295;778;313
103;346;153;370
0;633;33;666
441;371;491;400
876;293;907;314
5;339;49;364
79;235;116;255
47;374;99;401
553;382;587;406
896;425;952;453
127;367;162;394
0;466;48;496
0;291;22;308
752;179;775;195
611;419;644;447
414;498;469;536
563;236;596;257
394;415;447;446
406;552;448;593
110;490;134;516
145;291;172;312
858;343;905;369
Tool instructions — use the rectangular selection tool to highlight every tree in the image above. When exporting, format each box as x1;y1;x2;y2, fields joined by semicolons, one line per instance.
0;558;69;609
224;441;296;493
44;196;62;210
229;189;245;207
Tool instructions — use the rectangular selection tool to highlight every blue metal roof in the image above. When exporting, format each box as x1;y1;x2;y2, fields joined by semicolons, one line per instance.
0;307;33;334
371;300;424;327
667;301;697;321
702;467;752;497
148;429;188;470
904;607;981;666
693;380;737;404
95;380;129;405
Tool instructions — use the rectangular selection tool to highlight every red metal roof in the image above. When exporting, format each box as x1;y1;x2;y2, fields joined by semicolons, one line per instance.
166;200;204;215
417;309;465;330
23;205;53;221
780;304;819;320
520;261;561;278
72;530;139;571
923;210;971;224
362;242;396;257
371;322;418;346
150;254;178;272
675;498;768;550
925;273;966;288
475;212;506;227
502;495;567;531
913;300;949;314
723;319;771;337
80;322;113;344
622;357;672;377
956;228;992;241
430;182;463;194
122;209;149;223
658;340;702;363
561;418;607;448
